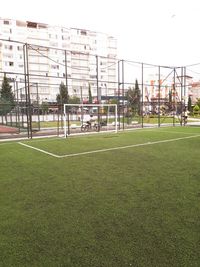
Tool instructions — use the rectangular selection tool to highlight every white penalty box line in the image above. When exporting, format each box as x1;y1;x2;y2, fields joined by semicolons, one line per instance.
18;142;61;158
18;134;200;159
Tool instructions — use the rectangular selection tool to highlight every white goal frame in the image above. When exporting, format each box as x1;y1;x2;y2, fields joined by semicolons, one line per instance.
63;103;118;137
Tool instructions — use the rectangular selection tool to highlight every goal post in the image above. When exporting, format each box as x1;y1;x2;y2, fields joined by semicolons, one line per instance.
63;103;118;137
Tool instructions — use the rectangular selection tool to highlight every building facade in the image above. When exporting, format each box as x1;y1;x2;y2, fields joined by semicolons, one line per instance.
0;17;117;103
189;81;200;104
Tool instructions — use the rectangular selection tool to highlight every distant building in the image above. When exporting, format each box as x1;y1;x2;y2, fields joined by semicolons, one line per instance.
189;81;200;104
0;17;117;103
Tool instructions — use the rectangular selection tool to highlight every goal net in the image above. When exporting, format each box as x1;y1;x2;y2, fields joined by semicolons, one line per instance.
63;103;118;137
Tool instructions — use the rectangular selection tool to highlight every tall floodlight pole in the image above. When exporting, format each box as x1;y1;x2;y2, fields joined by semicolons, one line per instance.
23;44;28;137
122;60;125;130
23;43;32;138
64;51;68;89
141;63;144;128
64;50;70;135
180;67;183;126
16;80;21;133
158;65;161;127
173;67;176;126
117;60;121;130
96;55;100;130
96;55;100;102
36;82;40;131
184;66;187;117
26;44;32;138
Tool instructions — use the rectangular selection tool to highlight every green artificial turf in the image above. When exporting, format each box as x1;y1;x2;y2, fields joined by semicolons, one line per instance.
0;126;200;266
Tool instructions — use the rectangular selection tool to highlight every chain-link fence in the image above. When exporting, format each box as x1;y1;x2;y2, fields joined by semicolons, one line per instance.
1;39;197;140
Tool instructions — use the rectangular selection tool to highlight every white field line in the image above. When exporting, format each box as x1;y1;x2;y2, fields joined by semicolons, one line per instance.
157;130;200;135
58;134;200;158
18;142;60;158
0;137;60;145
0;142;19;146
17;134;200;158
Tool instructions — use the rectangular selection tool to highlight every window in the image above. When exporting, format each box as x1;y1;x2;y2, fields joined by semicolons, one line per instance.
62;35;70;41
17;46;23;51
51;65;59;69
90;75;97;79
3;29;10;34
4;61;14;67
81;30;87;36
4;45;13;50
3;53;13;59
50;42;58;47
27;21;37;28
4;20;10;25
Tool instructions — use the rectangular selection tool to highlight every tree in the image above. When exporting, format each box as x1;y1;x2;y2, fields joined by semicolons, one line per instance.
195;98;200;108
193;104;200;115
0;98;12;116
88;83;93;104
0;75;15;115
41;102;49;114
126;79;140;115
56;82;69;115
108;98;118;112
192;98;200;116
56;82;69;105
68;96;80;104
166;90;173;112
187;96;192;113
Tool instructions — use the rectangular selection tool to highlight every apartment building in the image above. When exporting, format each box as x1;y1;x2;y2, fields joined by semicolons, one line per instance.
0;17;117;103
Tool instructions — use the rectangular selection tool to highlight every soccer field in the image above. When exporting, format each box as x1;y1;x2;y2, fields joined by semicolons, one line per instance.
0;126;200;267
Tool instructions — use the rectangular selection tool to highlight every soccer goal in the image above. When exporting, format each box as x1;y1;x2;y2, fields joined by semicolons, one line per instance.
63;103;118;137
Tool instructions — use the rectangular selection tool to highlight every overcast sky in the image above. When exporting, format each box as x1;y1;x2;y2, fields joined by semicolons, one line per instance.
1;0;200;67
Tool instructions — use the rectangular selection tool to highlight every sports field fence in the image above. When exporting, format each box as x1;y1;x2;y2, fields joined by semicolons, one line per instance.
1;39;200;140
